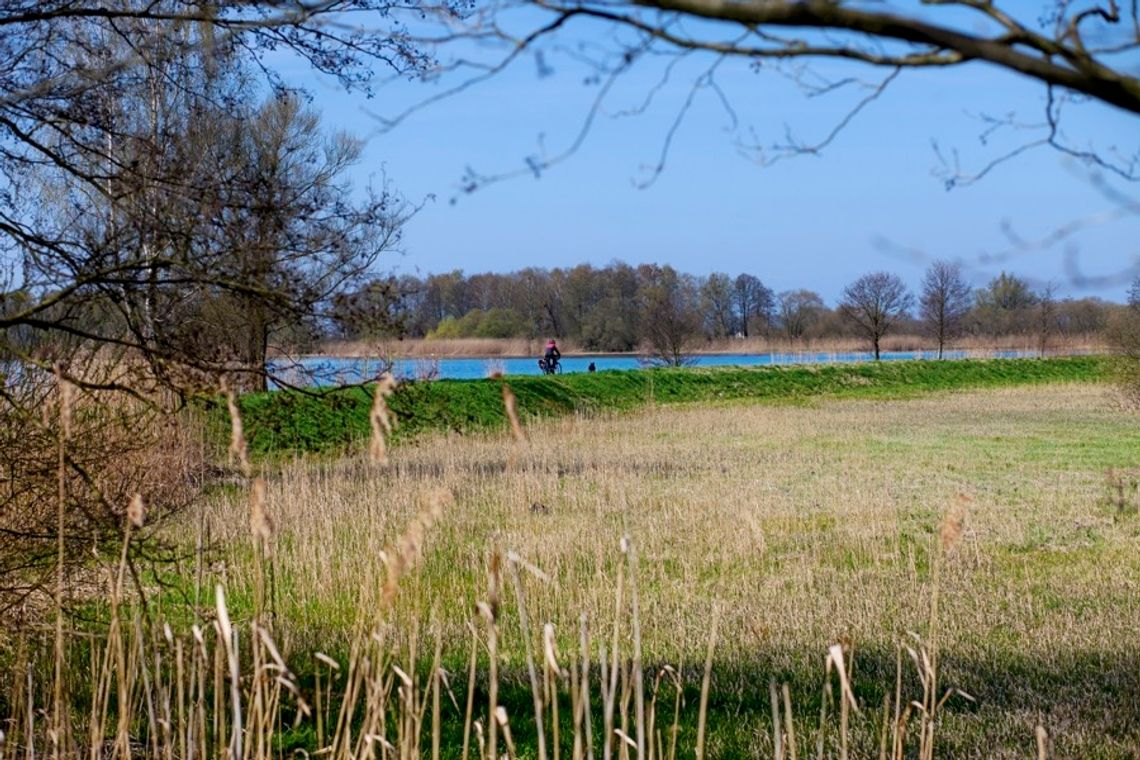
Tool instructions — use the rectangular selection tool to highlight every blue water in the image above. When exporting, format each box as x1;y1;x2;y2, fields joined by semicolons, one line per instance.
269;349;1039;387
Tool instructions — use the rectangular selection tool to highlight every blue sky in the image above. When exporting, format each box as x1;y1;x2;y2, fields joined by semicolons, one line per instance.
282;17;1140;305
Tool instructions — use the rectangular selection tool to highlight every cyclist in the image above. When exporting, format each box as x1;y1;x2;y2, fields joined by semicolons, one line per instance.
543;339;561;372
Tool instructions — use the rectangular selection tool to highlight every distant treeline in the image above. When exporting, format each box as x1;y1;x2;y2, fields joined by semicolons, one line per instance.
330;262;1122;357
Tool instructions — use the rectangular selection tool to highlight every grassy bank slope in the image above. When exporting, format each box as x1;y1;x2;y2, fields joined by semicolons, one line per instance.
229;356;1107;455
230;356;1109;456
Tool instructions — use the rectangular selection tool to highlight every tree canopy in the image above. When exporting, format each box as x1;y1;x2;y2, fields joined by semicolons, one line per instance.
0;0;426;609
0;0;427;392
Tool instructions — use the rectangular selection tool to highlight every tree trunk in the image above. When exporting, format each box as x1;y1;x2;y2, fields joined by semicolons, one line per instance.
242;301;270;392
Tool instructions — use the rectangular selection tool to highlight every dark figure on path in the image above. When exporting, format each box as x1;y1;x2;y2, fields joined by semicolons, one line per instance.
588;362;596;373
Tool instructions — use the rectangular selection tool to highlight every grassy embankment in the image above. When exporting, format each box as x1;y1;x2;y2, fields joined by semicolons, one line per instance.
228;356;1108;456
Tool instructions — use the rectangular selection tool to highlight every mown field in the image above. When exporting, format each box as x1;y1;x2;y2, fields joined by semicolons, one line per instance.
5;360;1138;760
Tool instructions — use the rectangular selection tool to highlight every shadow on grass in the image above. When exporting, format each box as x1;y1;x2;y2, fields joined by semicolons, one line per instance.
271;646;1140;759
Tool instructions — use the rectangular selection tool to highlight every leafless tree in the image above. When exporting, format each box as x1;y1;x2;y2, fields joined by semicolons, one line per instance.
777;289;825;341
839;272;914;360
734;274;775;337
392;0;1138;206
1;1;425;393
920;261;973;359
699;272;735;338
639;265;700;365
183;95;408;390
1037;282;1059;356
548;0;1137;109
0;0;423;611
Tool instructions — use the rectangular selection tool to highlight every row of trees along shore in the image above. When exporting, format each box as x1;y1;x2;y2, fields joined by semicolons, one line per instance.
330;262;1120;362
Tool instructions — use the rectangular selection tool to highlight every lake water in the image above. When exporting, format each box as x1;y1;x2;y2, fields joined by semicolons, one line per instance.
270;349;1039;387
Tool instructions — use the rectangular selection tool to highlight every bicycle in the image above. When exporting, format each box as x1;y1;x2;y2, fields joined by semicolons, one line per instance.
537;357;562;375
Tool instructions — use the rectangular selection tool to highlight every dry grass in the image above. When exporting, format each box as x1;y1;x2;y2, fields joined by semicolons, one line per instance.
5;382;1139;758
0;369;208;616
170;383;1139;756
